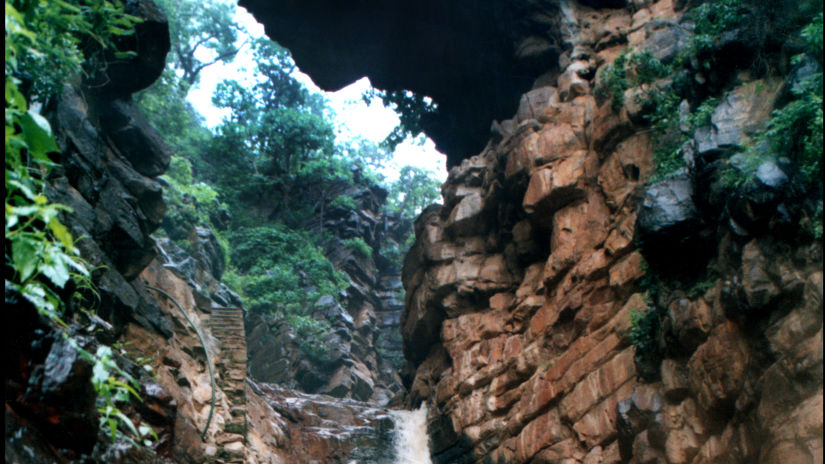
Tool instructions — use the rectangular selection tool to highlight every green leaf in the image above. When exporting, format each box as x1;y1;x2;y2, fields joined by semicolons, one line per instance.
11;236;39;281
20;111;59;157
40;251;70;288
108;418;117;443
7;180;38;201
110;379;141;401
10;205;41;217
21;284;57;317
92;364;110;387
47;218;74;249
114;410;139;437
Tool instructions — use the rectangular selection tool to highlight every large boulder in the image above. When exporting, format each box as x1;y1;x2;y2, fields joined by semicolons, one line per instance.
636;176;710;273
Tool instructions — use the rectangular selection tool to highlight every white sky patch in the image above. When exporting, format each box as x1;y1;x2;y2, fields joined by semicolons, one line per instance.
185;4;447;184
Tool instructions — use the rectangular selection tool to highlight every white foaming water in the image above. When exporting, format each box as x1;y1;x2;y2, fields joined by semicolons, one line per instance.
391;404;433;464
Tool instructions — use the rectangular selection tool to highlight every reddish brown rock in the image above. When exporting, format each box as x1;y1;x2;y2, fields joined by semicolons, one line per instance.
687;321;750;412
523;150;595;219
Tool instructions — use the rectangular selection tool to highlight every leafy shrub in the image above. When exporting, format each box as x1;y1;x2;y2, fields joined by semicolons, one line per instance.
686;96;721;129
287;314;332;362
226;225;349;314
720;13;823;187
596;50;671;110
342;237;373;259
690;0;748;58
628;307;659;353
7;0;141;103
330;195;359;210
88;345;157;445
160;156;227;244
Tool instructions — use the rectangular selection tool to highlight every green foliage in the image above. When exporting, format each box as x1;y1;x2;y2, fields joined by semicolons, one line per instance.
642;88;687;181
5;0;98;324
211;40;334;179
159;156;225;243
226;225;349;314
799;13;823;65
596;50;670;110
628;307;659;354
87;345;157;446
135;69;212;163
342;237;373;259
690;0;748;59
152;0;243;91
330;195;359;211
386;165;442;219
761;86;822;183
6;0;141;103
287;314;332;362
686;97;720;129
136;0;242;169
721;14;823;187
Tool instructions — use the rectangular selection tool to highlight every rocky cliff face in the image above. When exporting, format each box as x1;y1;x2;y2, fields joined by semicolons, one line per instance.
7;0;822;463
392;1;822;463
245;182;408;404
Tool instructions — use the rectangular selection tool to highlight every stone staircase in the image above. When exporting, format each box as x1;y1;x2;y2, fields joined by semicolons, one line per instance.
208;307;248;463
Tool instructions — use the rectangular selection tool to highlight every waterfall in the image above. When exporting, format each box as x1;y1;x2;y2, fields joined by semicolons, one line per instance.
391;404;433;464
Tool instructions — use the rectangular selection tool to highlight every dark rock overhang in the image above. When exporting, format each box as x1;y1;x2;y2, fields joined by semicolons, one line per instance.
238;0;583;167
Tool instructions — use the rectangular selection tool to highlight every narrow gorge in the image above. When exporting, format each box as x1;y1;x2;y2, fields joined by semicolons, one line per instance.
4;0;822;463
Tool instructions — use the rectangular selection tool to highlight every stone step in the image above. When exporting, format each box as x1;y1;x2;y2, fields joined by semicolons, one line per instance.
211;331;245;337
213;333;245;338
211;312;243;318
212;335;245;341
223;420;246;435
212;333;245;340
209;324;244;330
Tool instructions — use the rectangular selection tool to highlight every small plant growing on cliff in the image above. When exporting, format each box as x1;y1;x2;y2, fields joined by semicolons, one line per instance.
596;50;670;110
628;308;659;353
690;0;748;58
330;195;359;210
628;307;663;382
720;13;823;188
287;314;333;363
88;345;158;445
686;96;721;129
342;237;373;259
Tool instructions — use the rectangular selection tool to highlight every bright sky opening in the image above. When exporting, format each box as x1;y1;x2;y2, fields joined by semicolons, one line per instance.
185;4;447;184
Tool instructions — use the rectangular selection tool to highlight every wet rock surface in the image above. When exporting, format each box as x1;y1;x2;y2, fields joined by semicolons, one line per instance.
398;1;822;463
247;381;397;464
7;0;823;462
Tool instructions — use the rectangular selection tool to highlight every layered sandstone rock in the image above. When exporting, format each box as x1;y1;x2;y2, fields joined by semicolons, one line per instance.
399;1;823;463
